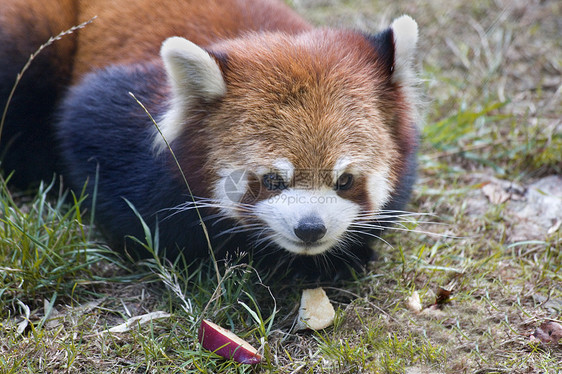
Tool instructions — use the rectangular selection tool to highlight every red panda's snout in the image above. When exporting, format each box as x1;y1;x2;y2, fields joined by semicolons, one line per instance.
294;216;327;244
254;187;360;255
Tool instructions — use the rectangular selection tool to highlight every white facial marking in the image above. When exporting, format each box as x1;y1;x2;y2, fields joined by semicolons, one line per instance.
366;168;393;212
213;168;251;218
332;156;352;184
272;158;294;181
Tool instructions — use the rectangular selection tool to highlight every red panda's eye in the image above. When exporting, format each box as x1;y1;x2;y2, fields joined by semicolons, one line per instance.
335;173;354;191
263;173;287;190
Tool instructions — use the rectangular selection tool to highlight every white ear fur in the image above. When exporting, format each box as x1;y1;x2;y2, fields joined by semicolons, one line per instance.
161;36;226;99
390;15;418;84
391;15;418;61
154;37;226;152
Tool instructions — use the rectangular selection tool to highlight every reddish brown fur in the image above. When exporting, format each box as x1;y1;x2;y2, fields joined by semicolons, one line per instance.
195;31;405;210
1;0;78;85
75;0;311;80
2;0;310;81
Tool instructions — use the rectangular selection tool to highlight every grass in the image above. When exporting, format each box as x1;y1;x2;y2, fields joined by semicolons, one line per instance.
1;0;561;373
0;177;116;314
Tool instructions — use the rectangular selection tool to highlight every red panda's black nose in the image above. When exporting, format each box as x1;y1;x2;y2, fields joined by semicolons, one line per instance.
294;217;327;244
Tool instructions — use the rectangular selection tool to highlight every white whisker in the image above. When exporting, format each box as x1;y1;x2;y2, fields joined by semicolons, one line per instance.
215;223;264;237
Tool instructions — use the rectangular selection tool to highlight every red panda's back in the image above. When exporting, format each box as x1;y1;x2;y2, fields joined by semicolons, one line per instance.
73;0;312;79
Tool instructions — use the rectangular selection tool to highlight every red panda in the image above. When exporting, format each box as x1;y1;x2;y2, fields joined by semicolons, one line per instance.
0;0;420;279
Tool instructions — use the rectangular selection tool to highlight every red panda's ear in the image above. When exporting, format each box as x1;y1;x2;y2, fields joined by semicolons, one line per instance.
390;15;418;84
155;37;227;152
160;37;227;102
367;28;395;76
368;15;418;83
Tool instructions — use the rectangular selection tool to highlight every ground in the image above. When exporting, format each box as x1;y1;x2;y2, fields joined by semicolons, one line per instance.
0;0;560;373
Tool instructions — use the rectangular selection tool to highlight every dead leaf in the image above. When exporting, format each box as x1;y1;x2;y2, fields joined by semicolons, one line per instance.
530;321;562;344
16;301;31;335
547;218;561;235
435;287;452;305
420;304;447;319
406;291;422;314
482;183;510;204
509;175;562;241
43;299;63;330
101;311;171;334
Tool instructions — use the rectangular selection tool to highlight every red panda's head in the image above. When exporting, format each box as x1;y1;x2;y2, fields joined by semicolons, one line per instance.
157;16;419;256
